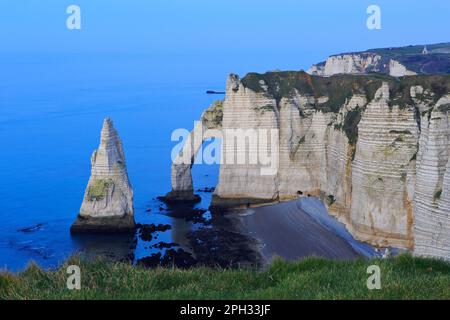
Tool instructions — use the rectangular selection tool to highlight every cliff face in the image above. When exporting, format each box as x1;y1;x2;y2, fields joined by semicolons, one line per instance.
308;53;417;77
171;71;450;259
413;95;450;259
71;118;135;233
308;42;450;77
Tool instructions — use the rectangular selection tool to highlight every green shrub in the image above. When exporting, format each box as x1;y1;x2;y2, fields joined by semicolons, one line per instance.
343;107;363;145
434;189;443;201
326;195;336;206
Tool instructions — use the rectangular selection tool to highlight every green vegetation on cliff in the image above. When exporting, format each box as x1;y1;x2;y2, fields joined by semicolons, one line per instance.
87;179;114;201
241;71;450;112
343;106;363;146
1;255;450;299
202;100;223;128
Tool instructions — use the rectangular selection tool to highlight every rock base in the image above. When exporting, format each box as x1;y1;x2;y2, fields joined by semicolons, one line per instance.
70;214;136;234
159;190;201;204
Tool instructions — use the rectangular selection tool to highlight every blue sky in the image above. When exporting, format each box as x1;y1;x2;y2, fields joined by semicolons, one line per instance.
0;0;449;70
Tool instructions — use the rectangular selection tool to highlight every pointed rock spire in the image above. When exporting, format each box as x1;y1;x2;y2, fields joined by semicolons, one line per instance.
71;118;136;233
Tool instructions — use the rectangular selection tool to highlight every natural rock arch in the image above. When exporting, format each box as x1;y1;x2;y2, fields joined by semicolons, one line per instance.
163;101;223;203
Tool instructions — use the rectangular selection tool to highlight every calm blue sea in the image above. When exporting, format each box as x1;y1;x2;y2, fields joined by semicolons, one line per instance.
0;53;230;271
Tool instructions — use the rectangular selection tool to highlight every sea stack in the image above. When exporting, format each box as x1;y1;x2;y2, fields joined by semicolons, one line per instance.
70;118;136;234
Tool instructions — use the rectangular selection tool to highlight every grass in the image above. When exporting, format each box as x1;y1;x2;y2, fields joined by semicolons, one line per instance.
1;255;450;300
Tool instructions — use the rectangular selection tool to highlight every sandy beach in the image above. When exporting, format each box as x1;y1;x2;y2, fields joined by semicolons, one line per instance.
232;198;376;264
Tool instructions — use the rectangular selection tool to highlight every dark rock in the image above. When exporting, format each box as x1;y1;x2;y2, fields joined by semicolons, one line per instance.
165;206;209;224
152;242;178;249
70;215;136;234
140;231;153;242
186;215;263;269
17;223;45;233
206;90;225;94
137;249;197;269
161;249;197;268
196;187;216;193
159;191;201;204
138;223;172;242
137;253;162;268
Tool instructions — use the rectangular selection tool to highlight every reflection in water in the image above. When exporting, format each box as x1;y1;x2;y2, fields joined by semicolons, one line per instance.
71;233;136;261
171;218;194;254
163;201;206;255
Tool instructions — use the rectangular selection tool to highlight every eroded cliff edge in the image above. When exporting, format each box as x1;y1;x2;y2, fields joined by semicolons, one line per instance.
171;71;450;259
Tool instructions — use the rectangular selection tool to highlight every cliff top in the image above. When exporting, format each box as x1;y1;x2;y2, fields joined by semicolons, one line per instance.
337;42;450;57
240;71;450;112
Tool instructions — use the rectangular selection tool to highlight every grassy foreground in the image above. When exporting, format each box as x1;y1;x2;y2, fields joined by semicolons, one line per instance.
1;255;450;300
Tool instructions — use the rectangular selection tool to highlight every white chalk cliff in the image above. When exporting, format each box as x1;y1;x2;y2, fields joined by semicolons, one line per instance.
307;53;417;77
71;118;135;233
170;71;450;260
308;42;450;77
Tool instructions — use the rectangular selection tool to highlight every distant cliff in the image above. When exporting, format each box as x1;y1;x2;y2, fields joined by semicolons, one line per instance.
169;70;450;261
308;42;450;77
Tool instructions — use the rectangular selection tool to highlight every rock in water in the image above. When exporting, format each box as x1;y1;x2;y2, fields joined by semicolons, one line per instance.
70;118;136;234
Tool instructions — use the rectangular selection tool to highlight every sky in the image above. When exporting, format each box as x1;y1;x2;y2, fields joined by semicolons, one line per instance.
0;0;449;71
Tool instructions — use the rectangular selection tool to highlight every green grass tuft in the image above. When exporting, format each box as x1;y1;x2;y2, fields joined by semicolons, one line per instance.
1;255;450;300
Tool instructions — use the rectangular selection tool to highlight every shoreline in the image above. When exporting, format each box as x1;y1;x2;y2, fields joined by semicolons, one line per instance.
230;198;366;265
216;197;402;263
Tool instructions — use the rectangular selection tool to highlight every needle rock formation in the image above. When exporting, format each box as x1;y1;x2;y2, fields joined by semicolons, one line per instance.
71;118;136;234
